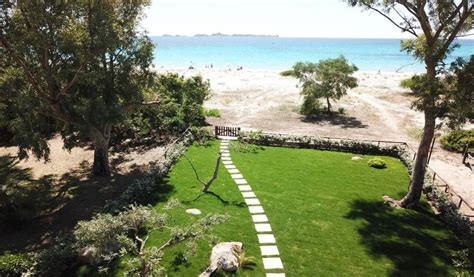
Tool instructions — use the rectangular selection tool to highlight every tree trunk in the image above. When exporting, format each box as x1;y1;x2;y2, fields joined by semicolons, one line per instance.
91;126;111;176
326;97;331;113
384;60;437;208
399;110;436;207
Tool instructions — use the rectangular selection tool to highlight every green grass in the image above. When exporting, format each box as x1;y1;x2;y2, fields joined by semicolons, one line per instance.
229;143;461;276
116;141;461;276
204;108;221;118
116;141;264;276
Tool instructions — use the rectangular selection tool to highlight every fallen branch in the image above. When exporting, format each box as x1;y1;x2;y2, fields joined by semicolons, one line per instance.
183;153;222;192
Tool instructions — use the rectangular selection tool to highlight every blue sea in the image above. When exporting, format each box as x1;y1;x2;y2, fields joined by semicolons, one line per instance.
151;36;473;72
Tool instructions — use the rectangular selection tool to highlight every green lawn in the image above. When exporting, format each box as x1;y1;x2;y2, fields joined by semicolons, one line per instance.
122;140;460;276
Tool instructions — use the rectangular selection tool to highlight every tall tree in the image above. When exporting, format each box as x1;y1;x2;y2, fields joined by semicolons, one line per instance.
347;0;473;207
0;0;155;176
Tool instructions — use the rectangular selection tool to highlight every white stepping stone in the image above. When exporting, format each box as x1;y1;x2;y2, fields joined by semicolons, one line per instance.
245;198;260;205
221;153;230;157
223;161;233;165
241;191;256;198
235;179;247;185
260;245;280;256
255;223;272;232
221;157;232;161
266;273;286;277
224;164;236;169
252;214;269;223
248;206;264;214
263;258;284;269
220;145;228;148
238;185;252;191
220;143;229;147
220;149;229;153
231;174;244;179
227;169;240;174
257;234;275;244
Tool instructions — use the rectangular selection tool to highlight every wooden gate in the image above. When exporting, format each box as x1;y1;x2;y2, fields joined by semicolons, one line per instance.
215;126;241;137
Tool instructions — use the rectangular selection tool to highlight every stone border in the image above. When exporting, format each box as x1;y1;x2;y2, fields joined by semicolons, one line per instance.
220;139;286;277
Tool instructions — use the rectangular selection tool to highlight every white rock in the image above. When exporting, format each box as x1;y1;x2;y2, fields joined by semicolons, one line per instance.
199;242;243;277
186;208;202;215
352;156;363;160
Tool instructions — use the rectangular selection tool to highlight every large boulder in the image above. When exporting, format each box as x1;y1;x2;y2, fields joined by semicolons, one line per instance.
199;242;243;277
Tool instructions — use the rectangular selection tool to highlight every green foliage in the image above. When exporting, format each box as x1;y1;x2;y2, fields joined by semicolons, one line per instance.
284;57;358;114
367;158;387;169
1;1;154;175
440;129;473;154
113;73;210;144
190;127;214;146
204;108;221;118
0;156;38;226
0;253;31;276
407;127;424;140
74;204;227;275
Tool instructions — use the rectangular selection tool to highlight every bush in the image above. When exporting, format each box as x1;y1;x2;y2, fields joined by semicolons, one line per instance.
440;129;473;154
204;108;221;118
0;253;31;276
368;158;387;169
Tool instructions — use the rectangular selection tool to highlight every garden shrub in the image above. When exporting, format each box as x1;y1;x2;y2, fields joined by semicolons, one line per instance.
204;108;221;118
367;158;387;169
440;129;473;154
190;126;214;146
0;253;31;276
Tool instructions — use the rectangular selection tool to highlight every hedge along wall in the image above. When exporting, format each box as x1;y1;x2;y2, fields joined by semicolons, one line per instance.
239;132;472;236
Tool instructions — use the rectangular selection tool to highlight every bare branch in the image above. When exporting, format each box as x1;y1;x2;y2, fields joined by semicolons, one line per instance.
360;2;418;36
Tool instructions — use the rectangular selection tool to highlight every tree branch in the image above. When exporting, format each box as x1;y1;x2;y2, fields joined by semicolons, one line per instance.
360;2;418;36
433;1;465;40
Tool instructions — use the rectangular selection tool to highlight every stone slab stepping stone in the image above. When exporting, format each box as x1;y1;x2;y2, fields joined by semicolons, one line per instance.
252;214;269;223
185;208;202;215
263;257;284;269
227;169;240;174
248;206;264;214
223;161;233;165
221;153;231;157
231;174;244;179
234;179;247;185
220;145;229;148
224;164;236;169
266;273;286;277
221;157;232;161
241;191;256;198
235;179;247;185
220;149;230;153
255;223;272;232
257;234;275;244
238;185;252;191
245;198;261;205
260;245;280;256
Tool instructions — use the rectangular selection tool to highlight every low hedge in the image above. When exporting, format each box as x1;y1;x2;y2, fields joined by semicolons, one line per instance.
440;129;473;154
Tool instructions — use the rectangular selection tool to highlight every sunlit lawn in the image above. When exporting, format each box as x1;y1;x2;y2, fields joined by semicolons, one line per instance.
116;140;461;276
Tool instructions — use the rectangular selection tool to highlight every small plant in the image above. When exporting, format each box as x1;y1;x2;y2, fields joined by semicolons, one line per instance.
0;253;32;276
338;107;346;115
368;158;387;169
204;108;221;118
190;127;213;145
407;127;424;140
439;129;473;154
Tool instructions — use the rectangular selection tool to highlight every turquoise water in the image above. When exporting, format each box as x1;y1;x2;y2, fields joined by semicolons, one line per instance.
151;36;473;72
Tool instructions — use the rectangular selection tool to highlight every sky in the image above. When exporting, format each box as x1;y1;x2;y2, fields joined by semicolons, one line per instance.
141;0;415;39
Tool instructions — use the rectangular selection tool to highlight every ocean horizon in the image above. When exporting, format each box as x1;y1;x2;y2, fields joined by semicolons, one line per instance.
151;36;473;72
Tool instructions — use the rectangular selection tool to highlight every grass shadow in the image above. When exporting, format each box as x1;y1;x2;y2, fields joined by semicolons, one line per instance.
345;199;460;276
301;112;368;129
183;191;246;208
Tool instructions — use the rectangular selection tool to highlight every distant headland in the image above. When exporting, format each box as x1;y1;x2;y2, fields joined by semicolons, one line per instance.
161;33;279;38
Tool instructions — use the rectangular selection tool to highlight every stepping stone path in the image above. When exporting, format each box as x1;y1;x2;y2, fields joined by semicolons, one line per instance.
220;139;285;277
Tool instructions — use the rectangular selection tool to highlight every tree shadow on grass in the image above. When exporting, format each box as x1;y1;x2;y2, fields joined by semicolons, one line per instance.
183;191;246;208
345;199;461;276
301;113;368;129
